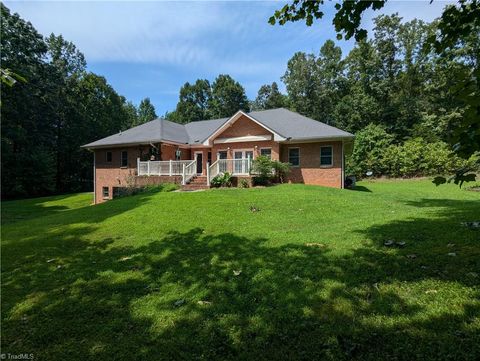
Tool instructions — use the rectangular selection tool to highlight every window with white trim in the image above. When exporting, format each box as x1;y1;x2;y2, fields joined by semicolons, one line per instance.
320;146;333;166
260;148;272;159
121;151;128;167
102;187;109;199
288;148;300;166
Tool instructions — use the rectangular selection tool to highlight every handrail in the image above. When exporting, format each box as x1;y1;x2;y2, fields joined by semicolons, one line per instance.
182;160;197;185
138;158;252;184
137;159;193;176
208;159;220;184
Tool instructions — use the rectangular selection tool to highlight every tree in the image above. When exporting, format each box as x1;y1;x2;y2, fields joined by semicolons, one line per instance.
252;82;287;110
45;34;87;192
123;101;139;128
136;97;157;125
346;124;393;177
1;3;55;197
314;40;345;124
282;52;318;118
209;74;249;118
0;68;26;87
173;79;212;123
1;4;139;198
282;41;345;124
270;0;480;159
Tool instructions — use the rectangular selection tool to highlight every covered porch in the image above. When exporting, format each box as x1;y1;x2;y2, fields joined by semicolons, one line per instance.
137;157;254;187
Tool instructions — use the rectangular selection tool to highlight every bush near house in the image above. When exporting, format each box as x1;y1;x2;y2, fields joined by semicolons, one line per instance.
250;155;290;186
210;172;232;188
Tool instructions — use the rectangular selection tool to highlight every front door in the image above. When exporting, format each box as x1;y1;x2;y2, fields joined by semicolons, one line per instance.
195;152;203;174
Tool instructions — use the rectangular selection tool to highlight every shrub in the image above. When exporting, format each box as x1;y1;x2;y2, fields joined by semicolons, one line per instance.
346;124;393;177
250;156;290;186
272;160;290;183
112;183;178;198
348;125;468;179
239;179;250;188
382;138;460;177
211;172;232;188
250;155;273;185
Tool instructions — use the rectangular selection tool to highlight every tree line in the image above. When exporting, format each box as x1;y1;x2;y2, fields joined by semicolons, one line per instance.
1;4;159;198
1;3;478;199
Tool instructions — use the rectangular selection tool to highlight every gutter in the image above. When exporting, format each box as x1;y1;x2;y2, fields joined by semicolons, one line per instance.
279;135;354;144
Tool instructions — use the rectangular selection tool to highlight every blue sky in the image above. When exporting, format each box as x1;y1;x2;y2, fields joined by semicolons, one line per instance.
6;1;453;115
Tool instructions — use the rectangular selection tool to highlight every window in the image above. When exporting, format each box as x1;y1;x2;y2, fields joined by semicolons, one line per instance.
121;151;128;167
175;149;182;160
260;148;272;159
102;187;109;199
320;146;333;166
288;148;300;166
106;151;112;162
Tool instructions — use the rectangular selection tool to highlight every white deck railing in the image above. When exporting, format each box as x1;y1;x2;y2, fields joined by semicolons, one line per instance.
183;160;197;185
137;159;196;185
208;158;252;186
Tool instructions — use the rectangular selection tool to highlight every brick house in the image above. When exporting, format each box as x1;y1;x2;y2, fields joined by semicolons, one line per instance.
82;108;354;203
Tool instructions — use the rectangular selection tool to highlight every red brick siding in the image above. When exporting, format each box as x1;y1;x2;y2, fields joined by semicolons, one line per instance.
95;146;142;203
94;143;191;204
214;114;271;139
160;143;191;161
280;141;343;188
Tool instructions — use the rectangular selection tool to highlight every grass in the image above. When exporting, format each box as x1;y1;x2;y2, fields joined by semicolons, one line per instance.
1;180;479;360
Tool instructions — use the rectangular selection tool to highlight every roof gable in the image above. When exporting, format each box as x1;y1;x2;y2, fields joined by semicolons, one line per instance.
202;111;286;145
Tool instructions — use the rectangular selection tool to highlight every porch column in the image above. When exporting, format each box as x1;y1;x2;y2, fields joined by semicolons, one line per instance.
206;162;210;187
182;163;186;185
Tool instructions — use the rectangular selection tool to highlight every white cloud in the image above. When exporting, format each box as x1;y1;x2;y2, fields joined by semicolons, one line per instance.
4;0;456;109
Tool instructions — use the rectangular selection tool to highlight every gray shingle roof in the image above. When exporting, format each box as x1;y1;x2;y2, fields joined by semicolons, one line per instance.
249;108;353;140
82;108;353;149
184;117;229;144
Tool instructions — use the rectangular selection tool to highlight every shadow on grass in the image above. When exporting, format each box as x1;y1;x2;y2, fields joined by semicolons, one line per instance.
1;193;87;225
1;195;480;360
349;185;372;193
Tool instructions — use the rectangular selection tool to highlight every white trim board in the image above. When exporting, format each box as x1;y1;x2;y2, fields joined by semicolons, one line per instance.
203;110;286;145
213;135;271;144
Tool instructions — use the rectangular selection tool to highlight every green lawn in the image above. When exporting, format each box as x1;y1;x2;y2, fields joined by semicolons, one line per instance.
1;180;479;360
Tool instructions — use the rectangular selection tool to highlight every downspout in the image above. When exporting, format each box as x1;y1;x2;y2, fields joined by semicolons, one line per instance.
341;140;345;189
93;151;96;204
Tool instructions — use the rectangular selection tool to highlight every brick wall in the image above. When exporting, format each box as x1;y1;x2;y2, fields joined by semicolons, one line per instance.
216;114;271;138
94;143;190;204
280;141;343;188
94;146;142;203
160;143;191;161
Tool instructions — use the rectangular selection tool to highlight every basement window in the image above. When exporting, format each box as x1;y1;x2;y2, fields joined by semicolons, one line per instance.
102;187;109;199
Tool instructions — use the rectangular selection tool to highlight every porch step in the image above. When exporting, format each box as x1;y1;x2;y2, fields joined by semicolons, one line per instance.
182;176;210;191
